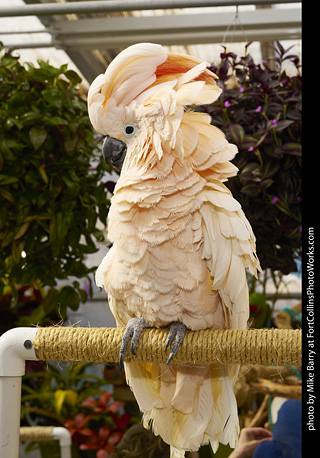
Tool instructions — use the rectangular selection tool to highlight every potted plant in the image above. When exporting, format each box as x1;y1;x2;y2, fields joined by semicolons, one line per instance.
199;41;302;276
0;43;114;323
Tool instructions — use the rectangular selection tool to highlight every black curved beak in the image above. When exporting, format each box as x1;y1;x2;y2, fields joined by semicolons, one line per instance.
102;136;127;172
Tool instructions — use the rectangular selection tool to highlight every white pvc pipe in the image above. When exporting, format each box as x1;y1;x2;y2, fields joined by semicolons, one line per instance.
0;376;22;458
0;328;39;458
52;427;72;458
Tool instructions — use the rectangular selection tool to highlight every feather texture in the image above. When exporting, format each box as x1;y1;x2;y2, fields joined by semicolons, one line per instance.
89;43;261;456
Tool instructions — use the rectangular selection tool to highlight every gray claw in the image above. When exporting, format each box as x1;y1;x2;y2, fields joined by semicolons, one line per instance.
119;318;150;368
165;322;187;364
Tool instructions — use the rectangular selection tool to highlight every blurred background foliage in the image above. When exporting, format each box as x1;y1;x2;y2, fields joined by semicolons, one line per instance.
0;42;112;326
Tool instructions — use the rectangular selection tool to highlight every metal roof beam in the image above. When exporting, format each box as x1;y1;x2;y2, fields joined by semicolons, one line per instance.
56;29;301;50
0;0;302;18
51;8;301;36
5;8;300;49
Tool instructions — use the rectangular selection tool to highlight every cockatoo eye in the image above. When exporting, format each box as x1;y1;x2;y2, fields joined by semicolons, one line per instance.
123;124;137;138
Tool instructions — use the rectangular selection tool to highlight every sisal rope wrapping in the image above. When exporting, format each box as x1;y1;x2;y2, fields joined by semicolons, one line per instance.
20;426;54;442
32;327;302;366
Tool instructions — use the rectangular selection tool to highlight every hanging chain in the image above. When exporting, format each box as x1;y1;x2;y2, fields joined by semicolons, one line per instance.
222;6;248;46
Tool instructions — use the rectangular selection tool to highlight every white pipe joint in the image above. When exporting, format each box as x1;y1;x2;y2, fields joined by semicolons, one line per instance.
52;427;72;458
0;327;39;376
52;427;72;447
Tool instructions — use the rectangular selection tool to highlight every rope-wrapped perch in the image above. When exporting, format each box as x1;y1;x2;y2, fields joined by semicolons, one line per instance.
20;426;54;442
32;327;301;366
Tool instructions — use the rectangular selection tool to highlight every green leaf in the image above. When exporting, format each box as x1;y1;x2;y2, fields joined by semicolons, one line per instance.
7;91;29;111
0;188;16;205
274;198;292;217
64;135;78;155
0;175;19;185
261;160;280;179
57;78;71;105
14;221;30;240
38;164;49;184
241;183;260;196
260;178;274;190
20;110;41;125
49;212;69;242
42;288;59;313
60;169;80;189
276;143;302;156
42;86;62;108
273;119;294;132
58;286;80;311
64;69;82;86
28;60;61;81
44;116;68;126
239;163;260;181
229;124;246;146
78;287;88;303
29;126;47;150
11;240;22;264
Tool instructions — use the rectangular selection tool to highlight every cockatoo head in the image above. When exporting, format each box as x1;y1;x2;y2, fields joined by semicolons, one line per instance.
87;43;221;172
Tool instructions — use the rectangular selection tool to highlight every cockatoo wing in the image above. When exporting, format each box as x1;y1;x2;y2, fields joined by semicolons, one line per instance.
199;184;260;331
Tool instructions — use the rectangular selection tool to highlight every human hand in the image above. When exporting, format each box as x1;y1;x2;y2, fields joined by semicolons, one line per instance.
228;427;273;458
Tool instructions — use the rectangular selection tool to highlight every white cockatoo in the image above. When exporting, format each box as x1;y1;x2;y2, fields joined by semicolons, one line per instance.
88;43;261;458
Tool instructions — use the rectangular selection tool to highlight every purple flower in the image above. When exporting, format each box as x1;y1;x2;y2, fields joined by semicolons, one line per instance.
224;100;231;108
248;146;254;152
255;105;262;113
299;226;302;233
272;196;279;204
271;119;277;125
238;86;245;93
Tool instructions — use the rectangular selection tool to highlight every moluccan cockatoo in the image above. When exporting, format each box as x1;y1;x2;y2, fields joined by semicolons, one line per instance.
88;43;260;458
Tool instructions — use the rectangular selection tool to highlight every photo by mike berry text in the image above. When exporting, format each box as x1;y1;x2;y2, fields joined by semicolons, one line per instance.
305;227;316;431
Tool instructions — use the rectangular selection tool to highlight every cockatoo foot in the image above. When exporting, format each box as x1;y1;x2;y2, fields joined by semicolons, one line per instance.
119;317;151;368
165;322;187;364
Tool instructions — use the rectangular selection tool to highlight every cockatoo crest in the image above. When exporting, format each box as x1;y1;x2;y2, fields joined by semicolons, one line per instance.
88;43;222;168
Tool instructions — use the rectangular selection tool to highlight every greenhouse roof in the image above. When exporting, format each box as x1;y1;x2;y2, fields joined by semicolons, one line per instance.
0;0;301;89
